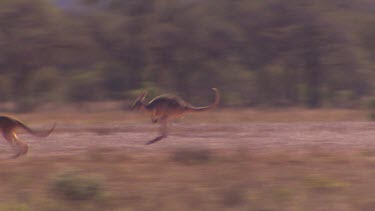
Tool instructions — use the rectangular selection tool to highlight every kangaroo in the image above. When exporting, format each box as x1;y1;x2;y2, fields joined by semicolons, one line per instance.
0;116;56;158
132;88;220;145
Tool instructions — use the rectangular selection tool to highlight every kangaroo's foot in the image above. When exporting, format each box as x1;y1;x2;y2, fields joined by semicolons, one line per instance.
10;144;28;159
146;135;166;145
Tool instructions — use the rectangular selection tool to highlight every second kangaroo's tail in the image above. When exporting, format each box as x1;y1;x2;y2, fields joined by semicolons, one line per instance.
186;88;220;112
16;121;56;138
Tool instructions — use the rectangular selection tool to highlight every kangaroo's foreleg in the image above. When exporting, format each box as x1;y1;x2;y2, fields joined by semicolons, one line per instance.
151;110;159;123
146;117;168;145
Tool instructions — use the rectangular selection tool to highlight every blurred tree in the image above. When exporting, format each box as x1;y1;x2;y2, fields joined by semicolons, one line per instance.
0;0;373;110
0;0;98;110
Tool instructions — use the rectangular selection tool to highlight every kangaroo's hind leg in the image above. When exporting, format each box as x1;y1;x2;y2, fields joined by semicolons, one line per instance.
3;129;28;158
11;132;28;158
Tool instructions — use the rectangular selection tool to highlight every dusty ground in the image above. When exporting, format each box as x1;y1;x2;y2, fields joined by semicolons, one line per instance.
0;108;370;157
1;121;374;158
0;109;375;211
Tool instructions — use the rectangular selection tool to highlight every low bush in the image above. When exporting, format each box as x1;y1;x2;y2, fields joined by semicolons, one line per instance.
51;172;101;201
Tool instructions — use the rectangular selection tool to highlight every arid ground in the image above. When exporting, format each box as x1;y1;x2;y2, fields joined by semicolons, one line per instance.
1;109;375;211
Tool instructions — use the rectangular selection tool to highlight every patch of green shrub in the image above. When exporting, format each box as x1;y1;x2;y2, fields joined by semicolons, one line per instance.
51;172;101;201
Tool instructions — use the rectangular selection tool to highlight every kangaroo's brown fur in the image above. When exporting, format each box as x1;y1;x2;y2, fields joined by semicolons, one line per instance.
0;116;55;158
132;88;220;144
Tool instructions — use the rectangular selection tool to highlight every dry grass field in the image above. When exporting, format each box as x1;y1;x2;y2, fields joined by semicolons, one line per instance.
0;108;374;211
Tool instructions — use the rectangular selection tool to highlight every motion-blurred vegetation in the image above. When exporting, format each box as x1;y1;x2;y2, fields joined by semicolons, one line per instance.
0;148;375;211
1;0;375;110
51;171;101;201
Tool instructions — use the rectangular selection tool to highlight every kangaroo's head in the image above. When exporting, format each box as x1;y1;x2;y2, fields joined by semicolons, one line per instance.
131;91;147;111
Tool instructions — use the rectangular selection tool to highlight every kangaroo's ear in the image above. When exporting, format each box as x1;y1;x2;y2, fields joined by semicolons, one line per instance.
136;91;147;101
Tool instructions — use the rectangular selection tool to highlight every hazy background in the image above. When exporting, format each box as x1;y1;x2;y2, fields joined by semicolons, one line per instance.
1;0;375;112
2;1;375;211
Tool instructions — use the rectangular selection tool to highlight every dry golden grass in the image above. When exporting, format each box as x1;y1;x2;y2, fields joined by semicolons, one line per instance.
0;108;371;211
0;149;374;211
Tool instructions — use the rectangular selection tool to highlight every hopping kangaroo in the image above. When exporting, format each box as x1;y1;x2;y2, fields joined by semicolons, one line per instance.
132;88;220;145
0;116;55;158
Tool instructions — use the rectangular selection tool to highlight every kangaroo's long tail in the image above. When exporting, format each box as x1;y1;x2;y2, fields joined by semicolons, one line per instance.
16;121;56;137
186;88;220;112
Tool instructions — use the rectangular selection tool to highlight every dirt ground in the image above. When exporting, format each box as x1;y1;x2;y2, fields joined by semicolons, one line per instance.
1;121;374;158
1;109;375;211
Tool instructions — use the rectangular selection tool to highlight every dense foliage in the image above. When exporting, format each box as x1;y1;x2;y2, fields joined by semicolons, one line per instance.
0;0;375;110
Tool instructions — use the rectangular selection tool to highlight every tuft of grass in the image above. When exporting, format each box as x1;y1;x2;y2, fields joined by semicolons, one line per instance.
363;97;375;109
0;202;29;211
361;150;375;157
303;175;350;191
88;127;114;136
171;148;213;165
50;172;102;201
369;111;375;121
270;187;293;203
86;147;129;162
220;188;246;207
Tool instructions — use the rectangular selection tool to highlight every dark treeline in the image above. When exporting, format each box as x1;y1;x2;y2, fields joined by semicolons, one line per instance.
0;0;375;111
